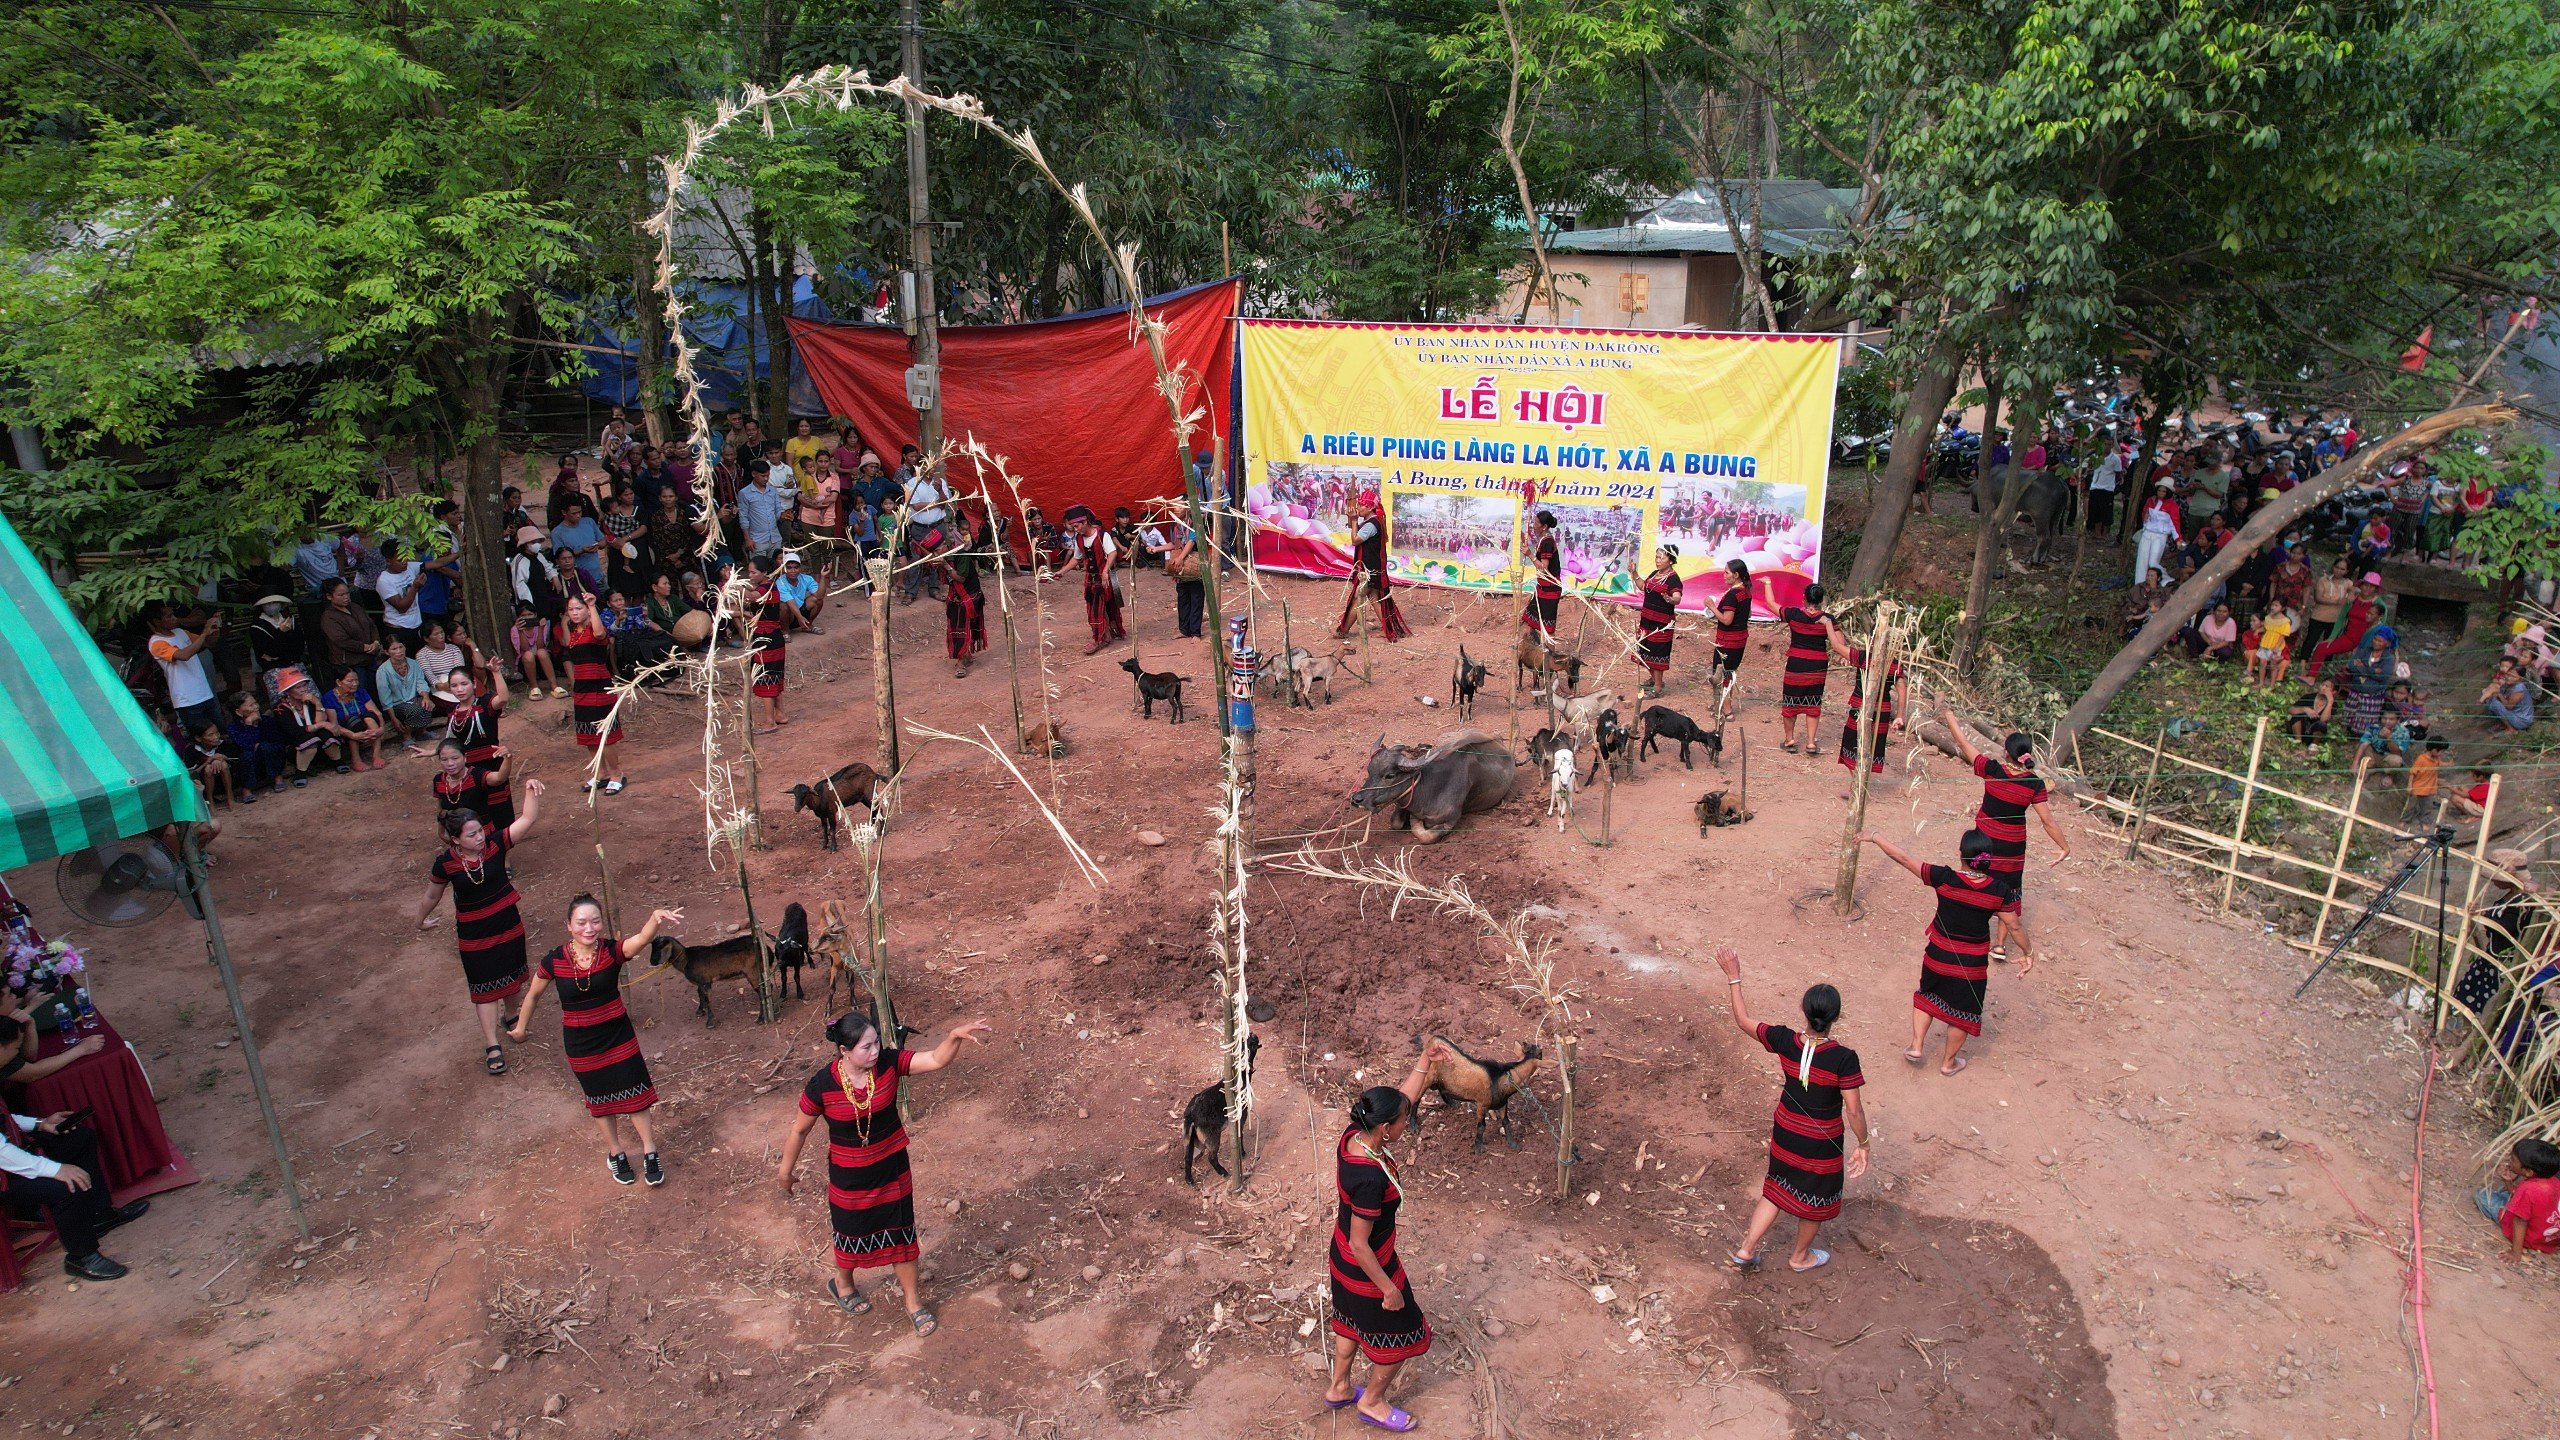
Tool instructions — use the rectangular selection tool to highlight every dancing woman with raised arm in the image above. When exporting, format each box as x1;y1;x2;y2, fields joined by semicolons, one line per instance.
1717;945;1868;1274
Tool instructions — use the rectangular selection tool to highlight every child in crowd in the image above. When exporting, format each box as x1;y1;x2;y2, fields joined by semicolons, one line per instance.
510;601;562;699
2401;735;2448;825
2248;606;2295;686
186;722;235;808
224;693;288;796
2285;679;2335;745
2476;1138;2560;1259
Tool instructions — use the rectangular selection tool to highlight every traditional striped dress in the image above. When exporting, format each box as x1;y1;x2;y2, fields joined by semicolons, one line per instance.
1970;756;2049;878
751;578;787;699
1713;582;1751;679
802;1051;920;1270
1754;1022;1864;1220
1779;606;1832;718
538;940;656;1117
1328;1127;1431;1363
1836;646;1904;773
561;623;621;749
428;832;527;1004
1522;533;1562;636
1915;862;2019;1036
432;762;514;835
448;698;501;767
1635;570;1681;675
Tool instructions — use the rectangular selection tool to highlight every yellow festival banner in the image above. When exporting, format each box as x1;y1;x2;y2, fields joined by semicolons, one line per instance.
1239;318;1840;615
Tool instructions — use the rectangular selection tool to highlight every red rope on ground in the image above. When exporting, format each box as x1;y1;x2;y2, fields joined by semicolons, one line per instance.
2295;1139;2394;1245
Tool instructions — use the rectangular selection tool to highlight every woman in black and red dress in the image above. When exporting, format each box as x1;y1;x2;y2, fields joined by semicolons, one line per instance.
1336;490;1410;643
1835;635;1907;774
557;596;626;794
1938;709;2072;885
1064;504;1126;653
415;778;545;1075
747;553;797;732
938;527;988;678
1634;545;1682;698
1858;829;2032;1075
510;896;679;1186
430;735;515;835
1521;509;1563;637
1321;1044;1445;1432
778;1011;994;1336
1715;944;1868;1273
1777;583;1843;754
1712;558;1754;700
444;669;505;768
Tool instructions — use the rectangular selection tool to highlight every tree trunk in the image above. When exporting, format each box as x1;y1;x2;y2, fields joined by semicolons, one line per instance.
1954;382;2023;675
456;342;512;654
758;216;794;428
2054;403;2514;756
632;221;669;445
1844;338;1962;596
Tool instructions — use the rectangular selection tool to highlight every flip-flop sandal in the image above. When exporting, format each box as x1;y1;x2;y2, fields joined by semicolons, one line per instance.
1726;1252;1762;1270
1358;1407;1418;1433
909;1308;937;1336
1326;1386;1367;1410
603;778;626;795
1904;1050;1926;1066
581;779;597;794
824;1280;871;1315
1940;1056;1970;1076
1790;1248;1832;1273
484;1045;507;1075
1780;742;1797;753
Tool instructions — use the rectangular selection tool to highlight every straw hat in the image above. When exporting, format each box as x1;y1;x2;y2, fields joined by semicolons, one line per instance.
514;525;547;548
2490;849;2537;890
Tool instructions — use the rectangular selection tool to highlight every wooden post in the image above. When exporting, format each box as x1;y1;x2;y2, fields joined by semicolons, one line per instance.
1554;1034;1577;1201
868;557;900;774
2125;723;2168;861
985;491;1028;752
2220;716;2270;911
734;652;765;850
1275;597;1299;708
1735;721;1751;818
586;794;621;935
1121;529;1143;674
1832;602;1898;914
2309;761;2368;950
861;823;908;1119
2438;775;2501;1026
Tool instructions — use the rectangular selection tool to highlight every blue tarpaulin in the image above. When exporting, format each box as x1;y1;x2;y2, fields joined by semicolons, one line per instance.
580;276;837;416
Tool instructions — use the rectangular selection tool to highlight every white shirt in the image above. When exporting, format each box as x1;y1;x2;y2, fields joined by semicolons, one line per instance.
2090;450;2124;493
148;629;215;709
905;474;952;525
1;1112;59;1180
377;561;424;629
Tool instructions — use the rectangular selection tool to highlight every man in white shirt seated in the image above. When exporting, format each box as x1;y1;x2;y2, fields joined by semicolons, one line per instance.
2;1104;148;1280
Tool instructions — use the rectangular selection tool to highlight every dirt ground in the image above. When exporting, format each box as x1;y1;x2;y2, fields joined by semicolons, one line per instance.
4;562;2556;1440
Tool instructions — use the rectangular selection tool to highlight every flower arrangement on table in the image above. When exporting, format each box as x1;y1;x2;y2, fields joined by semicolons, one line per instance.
4;932;87;1029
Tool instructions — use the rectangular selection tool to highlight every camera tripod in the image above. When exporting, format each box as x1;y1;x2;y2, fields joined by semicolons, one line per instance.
2295;824;2459;1034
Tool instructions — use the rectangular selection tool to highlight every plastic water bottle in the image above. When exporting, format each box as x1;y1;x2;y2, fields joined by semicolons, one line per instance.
73;986;97;1034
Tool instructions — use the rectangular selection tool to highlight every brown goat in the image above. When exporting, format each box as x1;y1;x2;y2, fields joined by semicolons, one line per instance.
789;761;881;850
644;931;765;1027
1416;1036;1551;1152
1024;720;1066;758
1513;632;1582;699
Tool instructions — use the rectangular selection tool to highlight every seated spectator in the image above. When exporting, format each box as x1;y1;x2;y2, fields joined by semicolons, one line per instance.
2247;606;2295;686
374;638;438;741
601;590;677;673
2195;602;2240;661
272;678;342;779
2504;621;2556;693
415;622;470;707
184;721;235;808
648;491;699;583
2453;765;2499;821
0;1101;149;1280
509;527;563;621
2476;1138;2560;1259
0;1006;106;1088
245;595;303;700
225;692;290;796
317;670;388;771
553;546;595;605
2357;680;2426;767
775;550;823;634
2285;680;2335;745
2482;657;2536;731
508;601;563;699
2351;513;2393;568
643;572;692;634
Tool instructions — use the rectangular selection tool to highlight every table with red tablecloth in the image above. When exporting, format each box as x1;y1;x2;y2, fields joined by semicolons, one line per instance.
9;1013;197;1204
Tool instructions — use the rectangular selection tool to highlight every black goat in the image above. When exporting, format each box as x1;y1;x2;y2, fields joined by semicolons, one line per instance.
1120;657;1188;723
1183;1034;1260;1183
772;903;810;1001
788;761;882;850
1453;647;1490;717
1586;707;1635;783
1638;705;1721;769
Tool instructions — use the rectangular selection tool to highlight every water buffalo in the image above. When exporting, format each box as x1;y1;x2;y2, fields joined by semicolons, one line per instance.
1973;464;2073;565
1351;729;1518;842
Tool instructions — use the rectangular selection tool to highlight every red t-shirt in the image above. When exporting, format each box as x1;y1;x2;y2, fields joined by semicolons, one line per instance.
2468;782;2493;807
2502;1176;2560;1253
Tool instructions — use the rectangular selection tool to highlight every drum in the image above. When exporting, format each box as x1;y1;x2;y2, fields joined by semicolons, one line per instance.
672;610;714;647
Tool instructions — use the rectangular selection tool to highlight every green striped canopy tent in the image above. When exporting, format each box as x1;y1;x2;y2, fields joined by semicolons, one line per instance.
0;512;203;869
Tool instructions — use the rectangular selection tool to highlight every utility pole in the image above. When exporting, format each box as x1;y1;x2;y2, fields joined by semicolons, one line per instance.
900;0;943;454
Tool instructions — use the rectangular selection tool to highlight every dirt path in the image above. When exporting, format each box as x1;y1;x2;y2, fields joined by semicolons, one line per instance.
3;567;2552;1440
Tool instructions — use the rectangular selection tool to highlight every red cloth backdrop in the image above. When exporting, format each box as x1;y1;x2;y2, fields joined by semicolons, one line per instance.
786;278;1239;526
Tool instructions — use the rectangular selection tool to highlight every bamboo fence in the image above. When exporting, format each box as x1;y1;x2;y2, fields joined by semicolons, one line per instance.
2079;724;2557;1133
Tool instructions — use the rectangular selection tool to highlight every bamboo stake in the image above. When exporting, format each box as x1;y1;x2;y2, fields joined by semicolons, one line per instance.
2310;762;2368;949
2090;724;2381;828
2124;722;2168;861
2220;716;2269;911
586;796;621;936
2439;776;2501;1022
734;651;765;849
868;557;900;774
1832;601;1901;914
1555;1035;1578;1202
988;497;1029;752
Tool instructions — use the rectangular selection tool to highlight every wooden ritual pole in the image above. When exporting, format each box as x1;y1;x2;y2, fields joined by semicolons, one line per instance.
1832;602;1899;914
868;556;901;774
